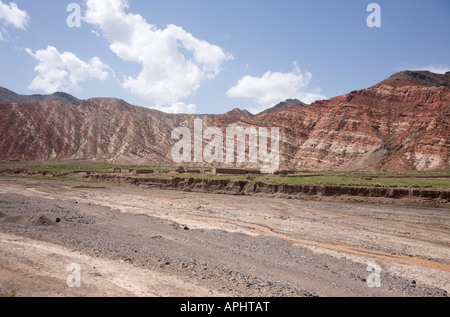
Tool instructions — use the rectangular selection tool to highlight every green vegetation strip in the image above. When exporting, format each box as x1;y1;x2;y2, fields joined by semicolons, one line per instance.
1;160;449;190
151;173;450;190
0;160;176;173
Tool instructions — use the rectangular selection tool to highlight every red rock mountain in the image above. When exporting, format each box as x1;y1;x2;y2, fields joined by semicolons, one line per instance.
245;71;450;171
1;71;449;171
0;98;200;164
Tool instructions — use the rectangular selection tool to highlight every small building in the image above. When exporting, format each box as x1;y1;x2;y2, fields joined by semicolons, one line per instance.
183;169;201;174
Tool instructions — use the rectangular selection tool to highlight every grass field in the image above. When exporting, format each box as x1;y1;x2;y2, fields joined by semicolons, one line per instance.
154;172;450;190
1;160;449;190
0;160;176;173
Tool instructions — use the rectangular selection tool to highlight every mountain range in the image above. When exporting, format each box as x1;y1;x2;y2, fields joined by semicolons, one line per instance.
0;86;80;104
1;70;449;171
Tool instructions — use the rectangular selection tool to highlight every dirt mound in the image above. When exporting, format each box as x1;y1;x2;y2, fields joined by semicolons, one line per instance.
0;214;56;226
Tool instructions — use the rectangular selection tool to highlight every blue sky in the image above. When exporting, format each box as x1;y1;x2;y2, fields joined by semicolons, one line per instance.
0;0;449;114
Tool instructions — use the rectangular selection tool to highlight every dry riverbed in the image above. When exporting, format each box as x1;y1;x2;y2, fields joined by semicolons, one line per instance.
0;177;449;297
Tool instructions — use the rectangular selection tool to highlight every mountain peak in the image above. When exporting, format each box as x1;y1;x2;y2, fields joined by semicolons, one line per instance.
222;108;254;120
377;70;450;89
257;99;306;116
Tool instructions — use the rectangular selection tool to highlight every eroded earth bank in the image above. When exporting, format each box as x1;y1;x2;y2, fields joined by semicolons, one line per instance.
0;177;449;297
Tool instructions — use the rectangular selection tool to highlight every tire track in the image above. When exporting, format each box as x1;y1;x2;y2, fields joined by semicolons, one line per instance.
197;216;450;273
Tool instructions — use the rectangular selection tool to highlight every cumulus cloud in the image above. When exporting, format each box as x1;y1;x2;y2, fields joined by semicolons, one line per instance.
84;0;233;109
26;46;110;93
227;61;326;112
154;102;199;114
0;0;29;40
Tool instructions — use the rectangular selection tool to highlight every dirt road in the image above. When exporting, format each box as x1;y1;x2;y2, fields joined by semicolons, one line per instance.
0;177;448;297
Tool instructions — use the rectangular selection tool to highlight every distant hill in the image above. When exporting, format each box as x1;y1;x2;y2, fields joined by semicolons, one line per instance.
0;86;81;104
257;99;306;116
211;108;255;125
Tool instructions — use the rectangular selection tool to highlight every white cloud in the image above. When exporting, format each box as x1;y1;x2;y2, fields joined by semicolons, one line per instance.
402;64;450;75
84;0;233;110
90;29;100;37
421;65;449;74
0;0;29;40
153;102;199;114
0;1;29;29
227;61;326;111
26;46;110;93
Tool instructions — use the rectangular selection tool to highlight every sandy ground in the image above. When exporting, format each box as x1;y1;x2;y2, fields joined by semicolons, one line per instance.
0;177;449;297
